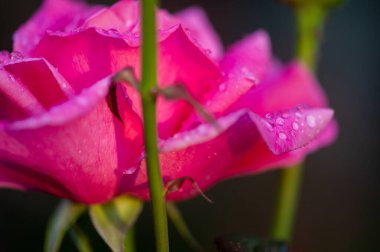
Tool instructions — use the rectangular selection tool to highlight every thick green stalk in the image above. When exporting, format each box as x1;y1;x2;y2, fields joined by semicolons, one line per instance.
271;4;326;242
140;0;169;252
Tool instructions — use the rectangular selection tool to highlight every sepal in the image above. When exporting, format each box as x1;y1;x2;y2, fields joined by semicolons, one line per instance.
89;195;143;252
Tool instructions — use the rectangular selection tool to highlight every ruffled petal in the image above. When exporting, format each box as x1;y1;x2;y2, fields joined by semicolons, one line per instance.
83;0;178;34
0;76;144;204
32;28;140;93
33;26;222;138
180;30;272;130
220;30;272;81
13;0;102;55
226;61;328;116
83;0;140;32
209;30;272;114
175;7;223;60
3;58;74;110
130;107;334;200
0;69;45;120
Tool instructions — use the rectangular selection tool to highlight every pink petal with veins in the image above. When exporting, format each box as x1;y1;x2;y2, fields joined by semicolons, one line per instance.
0;75;144;204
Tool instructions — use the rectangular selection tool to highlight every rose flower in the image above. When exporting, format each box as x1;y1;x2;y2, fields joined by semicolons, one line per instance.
0;0;337;204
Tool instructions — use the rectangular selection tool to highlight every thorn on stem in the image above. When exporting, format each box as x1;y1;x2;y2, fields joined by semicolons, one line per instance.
158;84;221;130
113;67;140;90
164;176;213;204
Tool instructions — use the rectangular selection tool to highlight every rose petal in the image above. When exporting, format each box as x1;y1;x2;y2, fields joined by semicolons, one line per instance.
0;76;144;203
0;69;45;120
220;30;272;81
3;58;74;109
180;30;272;130
130;107;334;200
175;7;223;60
83;1;140;32
33;26;222;138
207;30;272;115
226;61;329;116
13;0;102;55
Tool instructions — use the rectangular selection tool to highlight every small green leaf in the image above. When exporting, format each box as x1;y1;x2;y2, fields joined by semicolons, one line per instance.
44;200;86;252
167;203;206;252
69;225;93;252
89;195;143;252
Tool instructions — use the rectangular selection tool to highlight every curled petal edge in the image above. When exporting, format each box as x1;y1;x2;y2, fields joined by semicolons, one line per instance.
160;107;335;156
1;75;113;131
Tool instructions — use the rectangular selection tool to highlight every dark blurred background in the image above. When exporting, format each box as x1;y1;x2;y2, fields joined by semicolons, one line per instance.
1;0;379;251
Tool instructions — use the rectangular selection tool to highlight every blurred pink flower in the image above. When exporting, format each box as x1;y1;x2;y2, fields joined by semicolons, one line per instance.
0;0;337;203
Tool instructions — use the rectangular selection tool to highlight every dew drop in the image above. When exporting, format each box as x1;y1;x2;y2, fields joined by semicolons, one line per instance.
292;122;299;130
279;132;287;140
218;83;227;92
197;125;208;135
183;135;191;142
306;115;316;128
265;113;273;120
276;117;285;125
241;67;258;83
265;121;273;131
7;73;15;82
282;113;290;118
123;166;138;175
76;97;88;106
10;51;23;61
204;49;212;55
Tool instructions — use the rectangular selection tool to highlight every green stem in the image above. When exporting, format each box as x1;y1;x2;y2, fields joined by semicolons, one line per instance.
124;228;136;252
271;4;327;242
271;164;303;241
140;0;169;252
295;4;326;70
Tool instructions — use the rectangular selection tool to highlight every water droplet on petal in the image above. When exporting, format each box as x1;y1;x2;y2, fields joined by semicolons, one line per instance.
76;97;88;106
279;132;287;140
218;83;227;92
241;67;258;83
295;111;302;118
265;121;273;131
306;115;316;128
276;117;285;125
197;125;208;135
204;49;212;55
292;122;299;130
10;51;23;61
123;166;138;175
282;113;290;118
184;135;191;142
265;113;273;120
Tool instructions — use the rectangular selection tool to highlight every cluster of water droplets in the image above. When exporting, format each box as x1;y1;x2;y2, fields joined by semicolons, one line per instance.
241;66;259;84
0;51;24;66
262;106;327;153
160;122;219;152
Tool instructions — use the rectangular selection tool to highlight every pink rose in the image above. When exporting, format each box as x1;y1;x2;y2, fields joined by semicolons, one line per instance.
0;0;337;204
